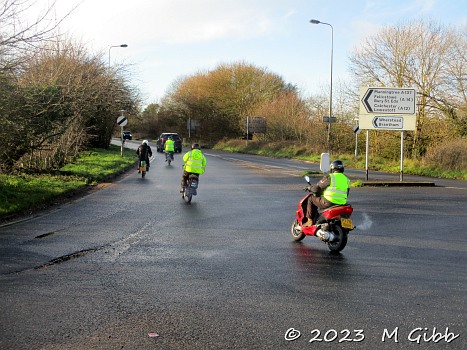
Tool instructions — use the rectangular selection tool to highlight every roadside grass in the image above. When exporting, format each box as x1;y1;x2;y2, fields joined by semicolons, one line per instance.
0;145;137;219
59;146;136;183
213;139;467;181
0;174;86;216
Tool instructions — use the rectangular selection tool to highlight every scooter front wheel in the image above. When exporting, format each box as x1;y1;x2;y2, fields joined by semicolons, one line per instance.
291;219;305;241
327;225;347;252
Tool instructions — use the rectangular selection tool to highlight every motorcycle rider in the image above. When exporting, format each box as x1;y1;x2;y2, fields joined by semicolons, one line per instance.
304;160;350;226
180;143;206;193
136;140;153;172
164;136;175;162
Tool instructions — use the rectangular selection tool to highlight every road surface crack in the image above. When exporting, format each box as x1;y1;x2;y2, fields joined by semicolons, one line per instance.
34;246;105;270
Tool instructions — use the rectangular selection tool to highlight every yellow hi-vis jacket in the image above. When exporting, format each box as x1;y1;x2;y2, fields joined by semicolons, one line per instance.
183;149;206;174
323;173;350;205
165;139;175;152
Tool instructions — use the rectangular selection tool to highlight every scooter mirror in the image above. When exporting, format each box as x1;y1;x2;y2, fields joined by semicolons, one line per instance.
304;175;310;184
320;153;330;173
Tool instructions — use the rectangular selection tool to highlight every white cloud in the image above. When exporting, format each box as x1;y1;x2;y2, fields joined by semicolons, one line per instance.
362;0;436;21
57;0;279;49
349;20;381;47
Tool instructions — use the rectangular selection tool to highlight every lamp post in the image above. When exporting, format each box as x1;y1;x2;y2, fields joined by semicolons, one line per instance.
108;44;128;67
310;19;333;153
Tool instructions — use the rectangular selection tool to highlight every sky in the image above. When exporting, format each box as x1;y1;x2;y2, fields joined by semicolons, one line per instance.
46;0;467;107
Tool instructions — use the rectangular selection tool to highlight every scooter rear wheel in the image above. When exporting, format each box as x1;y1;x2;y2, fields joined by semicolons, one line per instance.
327;225;347;252
291;219;305;241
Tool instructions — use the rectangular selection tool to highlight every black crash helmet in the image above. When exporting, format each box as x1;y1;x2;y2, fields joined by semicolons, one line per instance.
330;160;344;173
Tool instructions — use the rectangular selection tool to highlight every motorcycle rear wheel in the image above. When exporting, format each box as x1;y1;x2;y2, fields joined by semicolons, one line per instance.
183;187;192;204
291;219;305;241
327;225;347;252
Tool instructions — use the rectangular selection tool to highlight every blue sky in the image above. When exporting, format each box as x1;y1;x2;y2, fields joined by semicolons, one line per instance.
52;0;466;107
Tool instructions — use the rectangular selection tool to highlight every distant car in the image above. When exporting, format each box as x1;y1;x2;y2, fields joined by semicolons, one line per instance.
156;133;182;153
122;131;132;140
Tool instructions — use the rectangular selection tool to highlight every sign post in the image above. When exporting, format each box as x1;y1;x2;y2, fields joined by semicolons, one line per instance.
117;114;128;157
366;130;369;180
246;116;249;146
359;87;417;181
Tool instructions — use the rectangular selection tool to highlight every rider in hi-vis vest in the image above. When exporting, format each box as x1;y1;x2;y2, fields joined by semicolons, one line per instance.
323;172;350;205
180;143;206;192
164;136;175;161
304;160;350;226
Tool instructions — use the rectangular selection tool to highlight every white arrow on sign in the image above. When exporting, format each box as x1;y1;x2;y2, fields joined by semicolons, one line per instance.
117;116;127;127
361;87;416;115
372;116;404;129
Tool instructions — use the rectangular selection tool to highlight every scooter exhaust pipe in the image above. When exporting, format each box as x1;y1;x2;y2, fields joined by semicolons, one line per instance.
316;229;335;242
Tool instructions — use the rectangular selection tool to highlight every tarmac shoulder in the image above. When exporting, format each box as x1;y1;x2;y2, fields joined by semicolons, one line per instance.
360;181;435;187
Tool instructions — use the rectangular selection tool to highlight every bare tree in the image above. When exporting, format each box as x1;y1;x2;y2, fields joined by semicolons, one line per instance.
0;0;76;71
349;20;465;157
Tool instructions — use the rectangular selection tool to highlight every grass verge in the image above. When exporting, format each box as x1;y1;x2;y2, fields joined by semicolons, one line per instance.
213;139;467;180
0;145;137;220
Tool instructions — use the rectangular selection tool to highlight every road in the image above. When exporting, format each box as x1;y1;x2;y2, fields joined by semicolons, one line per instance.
0;144;466;349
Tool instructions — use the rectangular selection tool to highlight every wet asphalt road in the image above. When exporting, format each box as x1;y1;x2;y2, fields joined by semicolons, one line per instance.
0;144;466;349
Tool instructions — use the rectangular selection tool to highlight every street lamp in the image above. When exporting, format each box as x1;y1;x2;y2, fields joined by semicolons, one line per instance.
310;19;333;152
108;44;128;67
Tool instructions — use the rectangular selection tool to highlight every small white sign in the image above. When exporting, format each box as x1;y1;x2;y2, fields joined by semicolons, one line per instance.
320;153;330;173
117;116;127;127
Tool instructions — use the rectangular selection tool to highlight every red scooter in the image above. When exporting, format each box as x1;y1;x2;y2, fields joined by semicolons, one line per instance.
291;176;355;252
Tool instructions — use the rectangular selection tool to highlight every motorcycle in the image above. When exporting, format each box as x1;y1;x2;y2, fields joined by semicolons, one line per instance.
165;151;174;166
138;160;147;178
182;174;199;204
291;175;355;252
